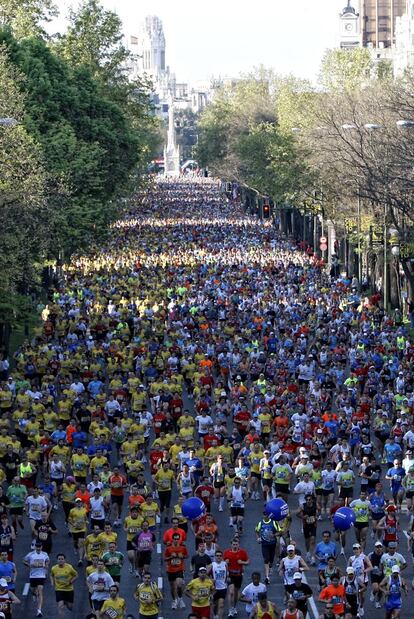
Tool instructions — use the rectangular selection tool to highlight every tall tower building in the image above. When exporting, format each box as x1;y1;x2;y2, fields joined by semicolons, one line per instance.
339;1;362;48
137;16;166;76
361;0;406;48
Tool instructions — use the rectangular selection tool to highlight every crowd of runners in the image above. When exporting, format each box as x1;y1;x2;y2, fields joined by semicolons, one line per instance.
0;177;414;619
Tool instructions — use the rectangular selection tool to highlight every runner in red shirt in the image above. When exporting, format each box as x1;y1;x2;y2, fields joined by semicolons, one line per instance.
163;517;187;546
194;477;214;513
223;538;249;616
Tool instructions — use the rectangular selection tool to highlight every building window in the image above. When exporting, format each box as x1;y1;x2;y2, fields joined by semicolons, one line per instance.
161;51;165;70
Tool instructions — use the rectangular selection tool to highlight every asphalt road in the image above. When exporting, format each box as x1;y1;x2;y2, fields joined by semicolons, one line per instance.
9;454;414;619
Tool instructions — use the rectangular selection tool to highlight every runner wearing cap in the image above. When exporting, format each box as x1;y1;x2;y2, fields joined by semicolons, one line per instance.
279;545;309;603
348;544;372;613
0;577;19;619
342;566;364;619
289;572;312;617
379;565;408;619
377;506;400;548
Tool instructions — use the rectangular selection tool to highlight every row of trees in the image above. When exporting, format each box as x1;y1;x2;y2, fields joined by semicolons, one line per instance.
0;0;162;346
196;49;414;304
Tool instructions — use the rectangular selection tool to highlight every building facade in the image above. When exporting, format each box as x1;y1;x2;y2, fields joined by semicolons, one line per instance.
338;1;410;68
339;1;362;48
126;15;210;119
394;0;414;74
362;0;406;48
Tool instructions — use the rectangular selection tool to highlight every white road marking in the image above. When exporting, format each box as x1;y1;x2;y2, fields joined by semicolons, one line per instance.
157;543;162;553
22;583;30;596
158;576;163;589
302;573;319;619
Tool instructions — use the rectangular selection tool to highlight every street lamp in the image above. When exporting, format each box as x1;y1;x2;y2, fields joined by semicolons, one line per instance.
363;123;383;131
396;119;414;129
0;118;18;127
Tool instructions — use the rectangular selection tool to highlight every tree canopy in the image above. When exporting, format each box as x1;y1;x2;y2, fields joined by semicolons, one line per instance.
0;1;161;343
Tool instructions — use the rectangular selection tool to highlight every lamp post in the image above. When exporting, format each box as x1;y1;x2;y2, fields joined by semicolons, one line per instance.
389;227;401;308
0;118;18;127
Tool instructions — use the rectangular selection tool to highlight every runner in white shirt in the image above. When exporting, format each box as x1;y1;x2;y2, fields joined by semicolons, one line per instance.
89;489;107;528
195;412;213;437
239;572;267;615
293;473;316;507
25;489;48;532
211;551;229;619
24;542;49;617
86;560;114;613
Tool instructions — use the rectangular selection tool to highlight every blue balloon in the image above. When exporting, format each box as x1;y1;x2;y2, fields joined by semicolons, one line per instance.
181;497;206;521
333;506;356;531
265;498;289;521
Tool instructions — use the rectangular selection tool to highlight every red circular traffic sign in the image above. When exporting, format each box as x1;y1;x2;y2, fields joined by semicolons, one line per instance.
320;243;328;251
320;236;327;244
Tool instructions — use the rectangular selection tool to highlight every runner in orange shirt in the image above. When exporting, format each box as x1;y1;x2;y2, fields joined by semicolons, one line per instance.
164;532;188;610
109;467;127;527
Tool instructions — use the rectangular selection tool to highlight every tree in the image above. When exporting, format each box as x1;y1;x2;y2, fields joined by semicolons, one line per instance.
0;29;156;258
0;0;58;39
55;0;161;182
0;46;50;344
197;74;310;203
56;0;128;86
275;75;319;132
319;48;374;92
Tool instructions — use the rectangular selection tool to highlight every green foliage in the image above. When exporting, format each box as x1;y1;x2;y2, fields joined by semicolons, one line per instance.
0;46;49;328
275;75;319;132
0;0;58;39
0;14;157;341
56;0;128;86
319;48;373;92
197;75;310;203
0;34;142;255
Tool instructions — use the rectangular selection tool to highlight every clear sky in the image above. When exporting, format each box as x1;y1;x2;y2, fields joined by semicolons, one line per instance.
53;0;349;82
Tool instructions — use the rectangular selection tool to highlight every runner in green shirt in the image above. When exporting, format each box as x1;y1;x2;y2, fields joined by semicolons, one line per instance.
6;476;27;530
350;490;370;549
102;542;124;583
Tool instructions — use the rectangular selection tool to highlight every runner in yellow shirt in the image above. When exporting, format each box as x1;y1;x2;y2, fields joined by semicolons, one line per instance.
139;495;160;529
185;568;214;614
134;572;163;617
50;553;78;617
100;584;126;618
